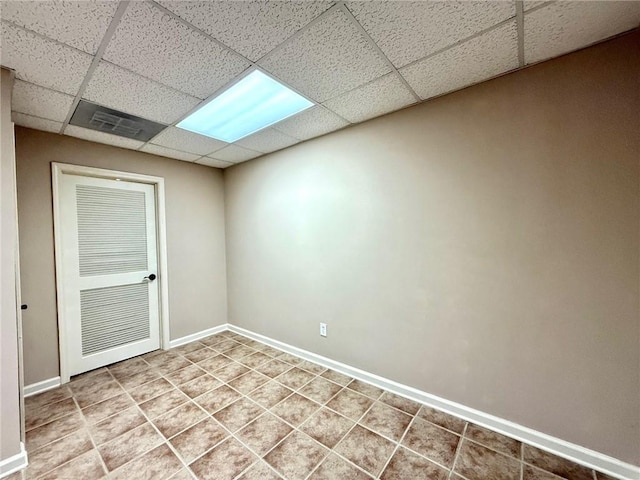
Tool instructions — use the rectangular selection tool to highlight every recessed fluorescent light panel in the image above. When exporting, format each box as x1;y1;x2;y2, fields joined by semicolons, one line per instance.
177;70;314;143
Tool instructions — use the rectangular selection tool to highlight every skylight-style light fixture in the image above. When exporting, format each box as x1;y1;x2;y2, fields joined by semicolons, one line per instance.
177;70;314;143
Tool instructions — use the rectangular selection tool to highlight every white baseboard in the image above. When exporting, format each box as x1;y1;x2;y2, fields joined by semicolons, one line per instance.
228;324;640;480
0;443;27;478
24;376;61;397
168;324;228;349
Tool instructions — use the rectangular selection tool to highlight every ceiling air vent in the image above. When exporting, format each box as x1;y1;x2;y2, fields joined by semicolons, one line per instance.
70;100;166;142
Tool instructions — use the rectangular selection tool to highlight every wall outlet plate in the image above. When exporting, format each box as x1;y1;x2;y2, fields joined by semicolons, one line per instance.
320;323;327;337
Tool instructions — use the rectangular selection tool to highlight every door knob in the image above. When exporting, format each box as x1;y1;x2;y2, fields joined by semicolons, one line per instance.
143;274;156;281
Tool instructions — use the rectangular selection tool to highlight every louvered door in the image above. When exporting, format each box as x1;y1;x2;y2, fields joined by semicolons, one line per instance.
58;174;159;376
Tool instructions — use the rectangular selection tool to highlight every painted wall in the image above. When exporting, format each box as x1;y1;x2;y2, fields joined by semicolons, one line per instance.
0;68;22;462
224;32;640;464
15;129;228;385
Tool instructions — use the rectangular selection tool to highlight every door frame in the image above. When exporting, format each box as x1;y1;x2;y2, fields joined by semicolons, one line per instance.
52;162;171;384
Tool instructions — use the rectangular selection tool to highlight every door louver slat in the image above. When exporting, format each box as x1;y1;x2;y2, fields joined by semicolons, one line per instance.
80;283;150;356
76;185;148;276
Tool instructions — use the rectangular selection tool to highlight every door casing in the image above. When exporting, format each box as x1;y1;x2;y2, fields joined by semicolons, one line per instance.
52;162;170;384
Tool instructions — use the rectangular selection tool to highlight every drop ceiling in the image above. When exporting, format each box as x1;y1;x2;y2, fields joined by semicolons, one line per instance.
2;1;639;169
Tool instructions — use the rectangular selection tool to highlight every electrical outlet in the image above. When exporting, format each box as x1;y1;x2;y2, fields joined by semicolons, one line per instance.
320;323;327;337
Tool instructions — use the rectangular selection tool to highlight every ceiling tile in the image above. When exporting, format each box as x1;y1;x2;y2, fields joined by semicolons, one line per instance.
259;8;391;102
0;22;92;95
208;145;262;163
1;1;119;53
524;1;640;65
197;157;235;169
157;1;333;62
83;61;201;124
12;80;75;122
103;1;250;99
323;73;416;124
235;128;299;154
141;144;201;162
347;1;515;68
273;106;349;141
523;1;549;12
64;125;144;150
12;112;62;134
150;127;228;156
400;21;518;101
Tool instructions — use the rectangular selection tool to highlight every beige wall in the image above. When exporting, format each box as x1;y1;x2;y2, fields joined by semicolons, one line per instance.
224;31;640;464
15;129;228;385
1;68;22;461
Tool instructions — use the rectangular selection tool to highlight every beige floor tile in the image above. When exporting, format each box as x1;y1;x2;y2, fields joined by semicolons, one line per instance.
300;408;354;449
299;377;343;404
334;425;395;477
26;429;93;478
255;359;293;378
275;367;315;390
523;445;595;480
139;388;189;419
380;447;448;480
402;416;460;468
179;374;222;398
81;393;133;424
237;460;283;480
379;392;421;415
213;398;265;432
195;385;241;413
326;388;373;421
38;449;106;480
98;423;163;471
25;397;78;431
271;393;321;427
455;439;521;480
466;423;521;458
309;453;372;479
153;402;207;439
360;402;412;442
109;444;182;480
190;438;256;480
170;418;228;464
89;406;146;445
247;381;293;409
264;431;328;480
26;411;84;451
228;370;270;394
321;370;353;386
164;364;207;386
347;380;383;400
417;405;466;434
237;413;293;456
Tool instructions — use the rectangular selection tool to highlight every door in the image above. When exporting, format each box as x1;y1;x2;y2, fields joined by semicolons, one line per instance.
56;172;160;377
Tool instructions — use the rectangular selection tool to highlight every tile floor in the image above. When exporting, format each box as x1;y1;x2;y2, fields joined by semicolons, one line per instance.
11;331;617;480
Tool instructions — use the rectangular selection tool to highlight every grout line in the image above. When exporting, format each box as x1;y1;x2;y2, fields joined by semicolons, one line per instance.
58;1;131;134
448;422;468;480
339;3;421;103
516;0;525;67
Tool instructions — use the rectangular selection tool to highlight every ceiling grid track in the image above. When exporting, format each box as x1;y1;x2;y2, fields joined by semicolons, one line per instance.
339;3;422;103
516;1;525;67
59;1;131;134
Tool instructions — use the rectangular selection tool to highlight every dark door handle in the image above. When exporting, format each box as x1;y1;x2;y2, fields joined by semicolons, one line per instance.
144;274;156;281
21;304;28;310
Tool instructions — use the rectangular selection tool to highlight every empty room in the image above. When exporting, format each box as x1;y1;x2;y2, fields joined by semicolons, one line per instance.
0;1;638;480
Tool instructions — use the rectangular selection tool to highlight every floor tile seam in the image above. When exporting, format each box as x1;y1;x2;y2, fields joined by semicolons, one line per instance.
521;459;594;480
74;394;110;479
458;434;523;462
415;409;469;437
26;396;100;480
377;410;424;480
447;422;468;480
24;401;81;434
326;392;391;477
106;373;192;477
